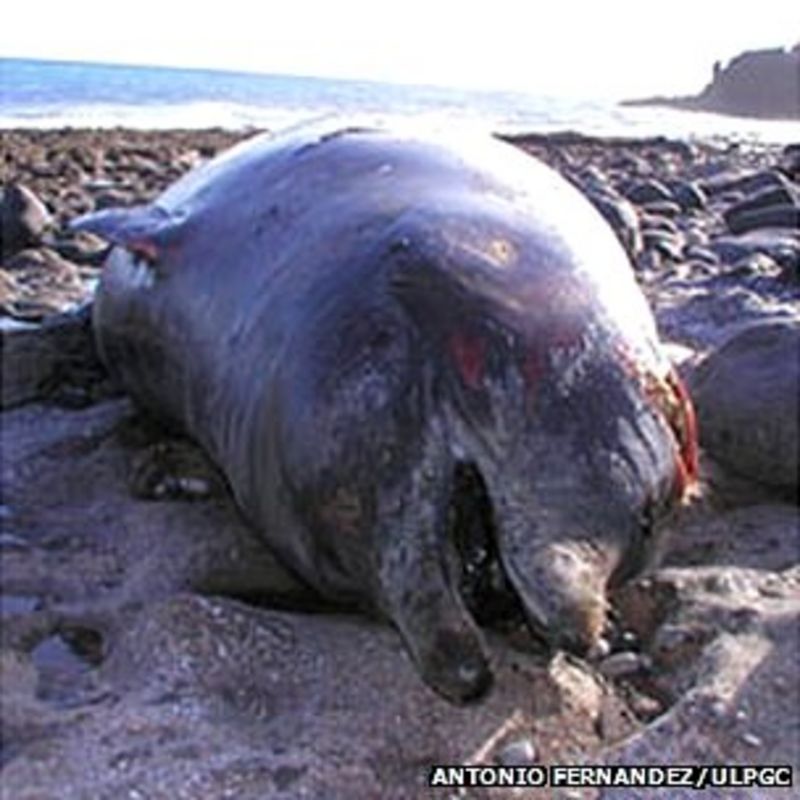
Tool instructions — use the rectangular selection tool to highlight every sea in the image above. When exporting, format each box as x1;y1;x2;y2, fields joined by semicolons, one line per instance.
1;57;798;143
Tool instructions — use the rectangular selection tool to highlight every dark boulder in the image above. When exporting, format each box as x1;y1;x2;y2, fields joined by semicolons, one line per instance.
690;321;800;495
778;143;800;181
621;178;674;206
584;189;643;258
642;229;685;262
725;204;800;235
666;180;707;212
701;169;791;199
1;184;54;260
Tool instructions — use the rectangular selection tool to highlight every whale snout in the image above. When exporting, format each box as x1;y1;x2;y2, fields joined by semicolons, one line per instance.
500;536;612;654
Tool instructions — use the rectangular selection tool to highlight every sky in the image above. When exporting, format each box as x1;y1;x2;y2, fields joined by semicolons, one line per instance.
1;1;798;98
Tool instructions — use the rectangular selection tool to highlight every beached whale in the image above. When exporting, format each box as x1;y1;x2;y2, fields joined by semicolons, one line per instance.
74;124;697;701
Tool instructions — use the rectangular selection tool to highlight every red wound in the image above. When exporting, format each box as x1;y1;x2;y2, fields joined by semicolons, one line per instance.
616;345;699;501
666;369;699;498
521;348;545;389
548;319;583;349
449;330;486;390
127;238;160;263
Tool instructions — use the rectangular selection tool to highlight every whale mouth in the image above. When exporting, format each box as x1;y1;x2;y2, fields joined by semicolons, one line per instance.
448;462;533;637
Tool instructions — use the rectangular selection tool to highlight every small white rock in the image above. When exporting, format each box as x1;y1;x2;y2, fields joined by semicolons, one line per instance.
587;636;611;660
598;650;650;678
741;732;762;748
495;736;537;766
710;699;728;719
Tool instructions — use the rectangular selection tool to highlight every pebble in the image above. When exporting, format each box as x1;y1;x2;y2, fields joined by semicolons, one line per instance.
643;230;684;261
681;222;710;246
683;260;717;279
610;153;650;174
629;692;663;719
701;169;789;198
30;161;59;179
709;699;728;719
495;736;538;766
578;165;611;190
587;636;611;660
779;143;800;180
708;238;754;265
741;732;762;748
635;249;664;272
94;189;136;210
725;204;800;235
702;573;744;595
640;200;682;217
669;180;707;212
684;244;719;266
585;190;642;256
758;580;788;598
727;252;781;278
82;178;118;191
730;185;797;215
641;213;679;233
52;231;110;266
598;650;652;678
623;178;674;205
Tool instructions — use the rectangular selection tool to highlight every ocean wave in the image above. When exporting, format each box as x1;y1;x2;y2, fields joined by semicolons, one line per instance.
1;59;797;143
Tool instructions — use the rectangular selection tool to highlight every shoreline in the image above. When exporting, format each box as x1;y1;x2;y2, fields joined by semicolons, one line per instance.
4;86;800;146
1;125;790;221
1;121;796;144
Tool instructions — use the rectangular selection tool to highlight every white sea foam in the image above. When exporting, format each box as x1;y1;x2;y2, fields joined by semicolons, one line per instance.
1;59;797;143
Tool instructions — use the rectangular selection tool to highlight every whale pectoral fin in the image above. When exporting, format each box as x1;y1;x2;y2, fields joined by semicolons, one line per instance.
378;517;492;703
375;451;492;703
70;205;182;268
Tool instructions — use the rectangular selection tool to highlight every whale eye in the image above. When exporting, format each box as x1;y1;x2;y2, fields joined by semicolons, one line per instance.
638;501;656;539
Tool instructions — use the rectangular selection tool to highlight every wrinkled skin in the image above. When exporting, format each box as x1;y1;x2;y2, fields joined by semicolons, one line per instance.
75;124;697;702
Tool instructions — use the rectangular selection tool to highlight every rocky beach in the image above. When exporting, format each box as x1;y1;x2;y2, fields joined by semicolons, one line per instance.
1;126;799;798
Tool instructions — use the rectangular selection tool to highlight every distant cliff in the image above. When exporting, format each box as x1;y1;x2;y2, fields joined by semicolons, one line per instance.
623;44;799;120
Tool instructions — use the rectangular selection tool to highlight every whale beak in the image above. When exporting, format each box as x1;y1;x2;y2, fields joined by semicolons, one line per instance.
448;465;614;656
498;534;611;656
